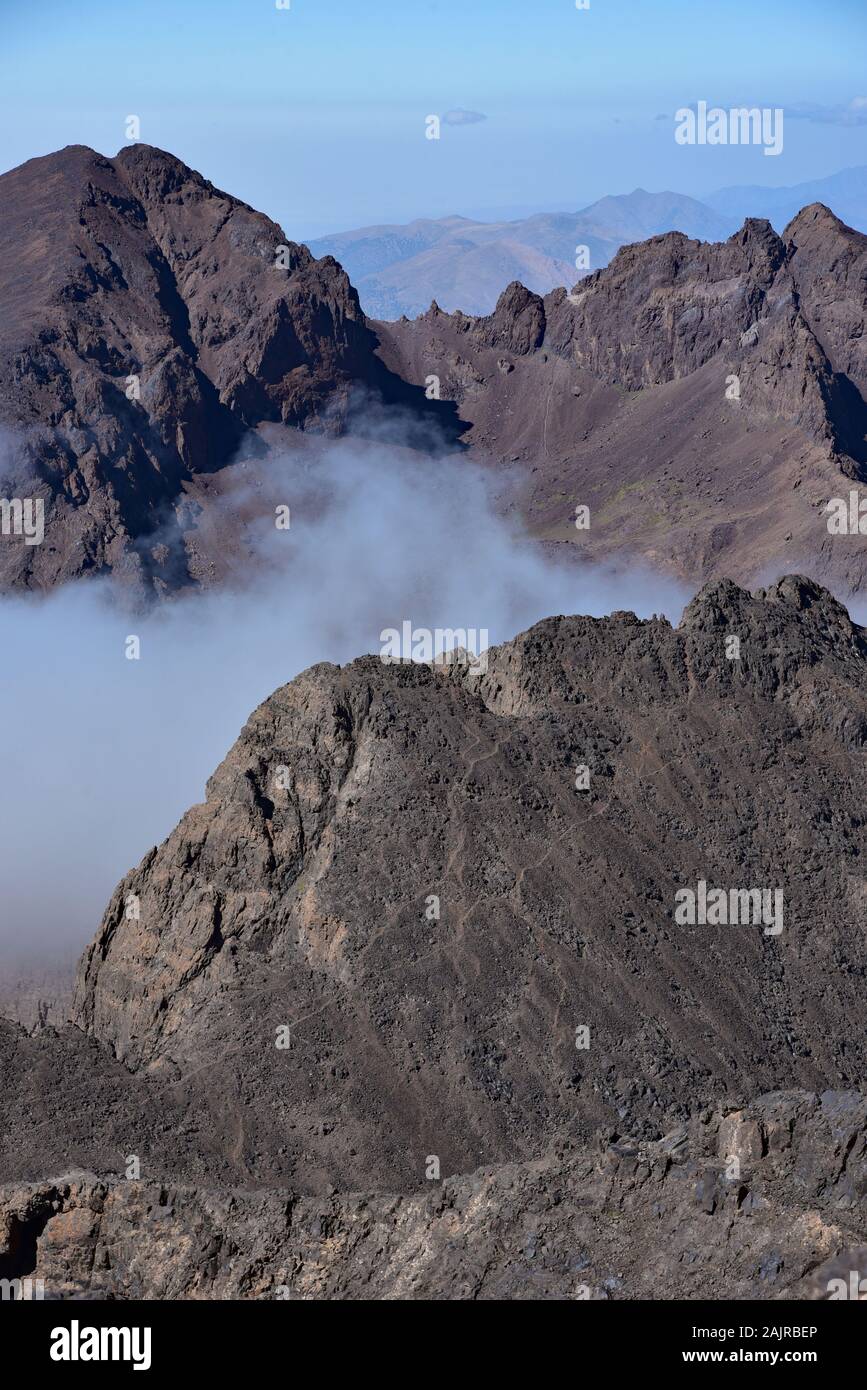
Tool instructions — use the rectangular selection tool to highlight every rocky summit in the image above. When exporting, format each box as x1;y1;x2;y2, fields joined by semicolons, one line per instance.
3;574;867;1298
0;144;454;593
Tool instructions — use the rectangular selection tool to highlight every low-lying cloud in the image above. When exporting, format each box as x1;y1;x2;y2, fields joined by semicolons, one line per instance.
0;428;690;970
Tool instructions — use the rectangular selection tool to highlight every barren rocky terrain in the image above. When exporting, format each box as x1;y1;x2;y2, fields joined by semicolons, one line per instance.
0;144;456;593
3;574;867;1297
2;144;867;598
3;144;867;1302
377;206;867;592
3;1090;866;1300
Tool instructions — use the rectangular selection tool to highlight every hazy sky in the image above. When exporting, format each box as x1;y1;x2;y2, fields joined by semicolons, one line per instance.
2;0;867;235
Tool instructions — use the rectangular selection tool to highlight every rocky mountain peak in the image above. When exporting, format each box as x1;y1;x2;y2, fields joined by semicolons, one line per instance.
730;215;787;268
0;144;452;593
783;200;855;245
61;576;867;1195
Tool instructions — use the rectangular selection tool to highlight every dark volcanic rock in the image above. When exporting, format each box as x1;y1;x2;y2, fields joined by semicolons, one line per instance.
394;207;862;452
2;1089;866;1299
548;218;787;390
54;576;867;1196
3;577;867;1297
0;144;454;593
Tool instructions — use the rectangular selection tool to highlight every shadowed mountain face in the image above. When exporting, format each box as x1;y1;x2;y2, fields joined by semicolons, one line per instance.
0;144;455;593
376;205;867;594
3;574;867;1298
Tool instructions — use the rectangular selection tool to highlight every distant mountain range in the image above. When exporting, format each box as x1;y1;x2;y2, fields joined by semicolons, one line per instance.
307;191;734;319
310;167;867;319
705;165;867;236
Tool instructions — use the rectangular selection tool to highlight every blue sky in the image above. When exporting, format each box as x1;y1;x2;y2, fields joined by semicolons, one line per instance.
2;0;866;236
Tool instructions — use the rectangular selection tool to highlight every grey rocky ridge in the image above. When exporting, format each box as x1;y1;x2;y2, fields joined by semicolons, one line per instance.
377;205;867;594
3;574;867;1297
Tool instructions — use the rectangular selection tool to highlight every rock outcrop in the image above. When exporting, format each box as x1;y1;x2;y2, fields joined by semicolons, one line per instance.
387;206;867;456
56;577;867;1197
2;1089;866;1299
3;143;867;595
